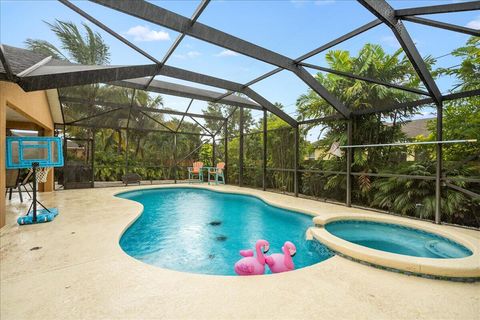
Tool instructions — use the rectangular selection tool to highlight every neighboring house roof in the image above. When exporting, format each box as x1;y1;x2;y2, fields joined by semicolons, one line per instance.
383;118;434;138
66;140;84;149
401;118;434;138
0;46;64;124
309;118;435;150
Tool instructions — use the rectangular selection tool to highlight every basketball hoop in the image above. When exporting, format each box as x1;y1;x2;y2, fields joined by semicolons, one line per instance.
5;136;63;225
35;167;51;183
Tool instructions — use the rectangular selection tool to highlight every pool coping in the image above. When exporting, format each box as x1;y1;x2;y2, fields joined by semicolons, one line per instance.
113;184;480;280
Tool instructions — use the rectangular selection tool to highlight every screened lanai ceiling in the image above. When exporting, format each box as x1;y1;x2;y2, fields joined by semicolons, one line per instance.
1;0;479;133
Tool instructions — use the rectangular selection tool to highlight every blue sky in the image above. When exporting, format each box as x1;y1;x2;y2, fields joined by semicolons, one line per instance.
1;0;478;127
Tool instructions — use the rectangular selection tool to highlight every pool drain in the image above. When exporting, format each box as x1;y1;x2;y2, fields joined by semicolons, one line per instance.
216;235;227;242
209;221;222;226
208;254;215;259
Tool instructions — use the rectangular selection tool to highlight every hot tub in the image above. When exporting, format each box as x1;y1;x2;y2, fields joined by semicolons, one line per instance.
310;216;480;281
325;220;472;259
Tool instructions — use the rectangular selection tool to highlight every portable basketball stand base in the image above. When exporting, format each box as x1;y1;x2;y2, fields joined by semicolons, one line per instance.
17;162;54;225
17;162;59;225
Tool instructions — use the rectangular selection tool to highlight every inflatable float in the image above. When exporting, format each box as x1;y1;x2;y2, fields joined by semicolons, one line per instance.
265;241;297;273
234;240;297;275
234;239;270;275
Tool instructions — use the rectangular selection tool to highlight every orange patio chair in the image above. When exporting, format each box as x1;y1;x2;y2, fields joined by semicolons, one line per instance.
188;161;204;183
208;162;225;185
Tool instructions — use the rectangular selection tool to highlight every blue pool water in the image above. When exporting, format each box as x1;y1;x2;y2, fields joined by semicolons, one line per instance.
326;220;472;259
118;188;333;275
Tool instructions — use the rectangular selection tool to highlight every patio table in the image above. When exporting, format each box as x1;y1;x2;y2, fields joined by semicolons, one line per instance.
202;167;218;185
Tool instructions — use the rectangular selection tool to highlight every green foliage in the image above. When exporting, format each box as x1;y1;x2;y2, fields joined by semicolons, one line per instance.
203;100;255;136
30;20;203;182
297;44;427;121
437;36;479;91
297;44;426;190
428;36;480;162
296;40;478;226
297;43;427;203
427;100;480;161
199;144;213;167
370;163;474;223
301;158;346;202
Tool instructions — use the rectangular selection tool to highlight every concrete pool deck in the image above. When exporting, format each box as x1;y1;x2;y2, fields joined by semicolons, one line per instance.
1;184;479;320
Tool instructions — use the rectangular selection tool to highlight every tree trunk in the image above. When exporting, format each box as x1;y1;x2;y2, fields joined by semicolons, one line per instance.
117;129;122;154
386;112;398;162
135;136;142;158
104;131;113;152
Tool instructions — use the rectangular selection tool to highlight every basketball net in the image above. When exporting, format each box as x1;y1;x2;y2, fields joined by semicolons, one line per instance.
35;167;51;183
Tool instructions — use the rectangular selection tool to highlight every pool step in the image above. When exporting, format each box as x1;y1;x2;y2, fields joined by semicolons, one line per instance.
305;227;315;240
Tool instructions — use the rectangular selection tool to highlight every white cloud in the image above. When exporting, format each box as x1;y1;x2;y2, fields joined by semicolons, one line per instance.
215;49;239;57
174;51;201;59
466;16;480;29
125;25;170;41
186;51;201;58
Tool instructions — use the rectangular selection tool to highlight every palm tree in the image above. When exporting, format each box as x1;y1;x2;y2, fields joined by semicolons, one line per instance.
25;20;109;65
296;43;435;203
26;20;171;182
26;19;111;136
128;92;165;158
370;163;472;223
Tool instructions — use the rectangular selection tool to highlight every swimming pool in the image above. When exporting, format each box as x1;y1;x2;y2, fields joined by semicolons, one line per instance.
325;220;472;259
117;188;333;275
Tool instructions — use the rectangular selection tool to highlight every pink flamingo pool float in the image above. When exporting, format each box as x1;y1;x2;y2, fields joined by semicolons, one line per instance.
265;241;297;273
234;239;270;276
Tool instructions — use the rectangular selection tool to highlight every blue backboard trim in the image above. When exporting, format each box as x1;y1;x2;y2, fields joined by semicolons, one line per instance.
6;137;64;169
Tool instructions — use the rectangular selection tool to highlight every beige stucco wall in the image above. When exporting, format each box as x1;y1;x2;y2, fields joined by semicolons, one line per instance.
1;82;54;130
0;92;5;228
1;81;55;228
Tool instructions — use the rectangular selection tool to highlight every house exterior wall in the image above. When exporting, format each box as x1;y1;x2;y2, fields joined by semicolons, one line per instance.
1;82;55;228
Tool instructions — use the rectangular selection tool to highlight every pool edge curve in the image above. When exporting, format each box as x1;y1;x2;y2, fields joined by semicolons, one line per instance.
113;185;331;276
111;184;479;280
